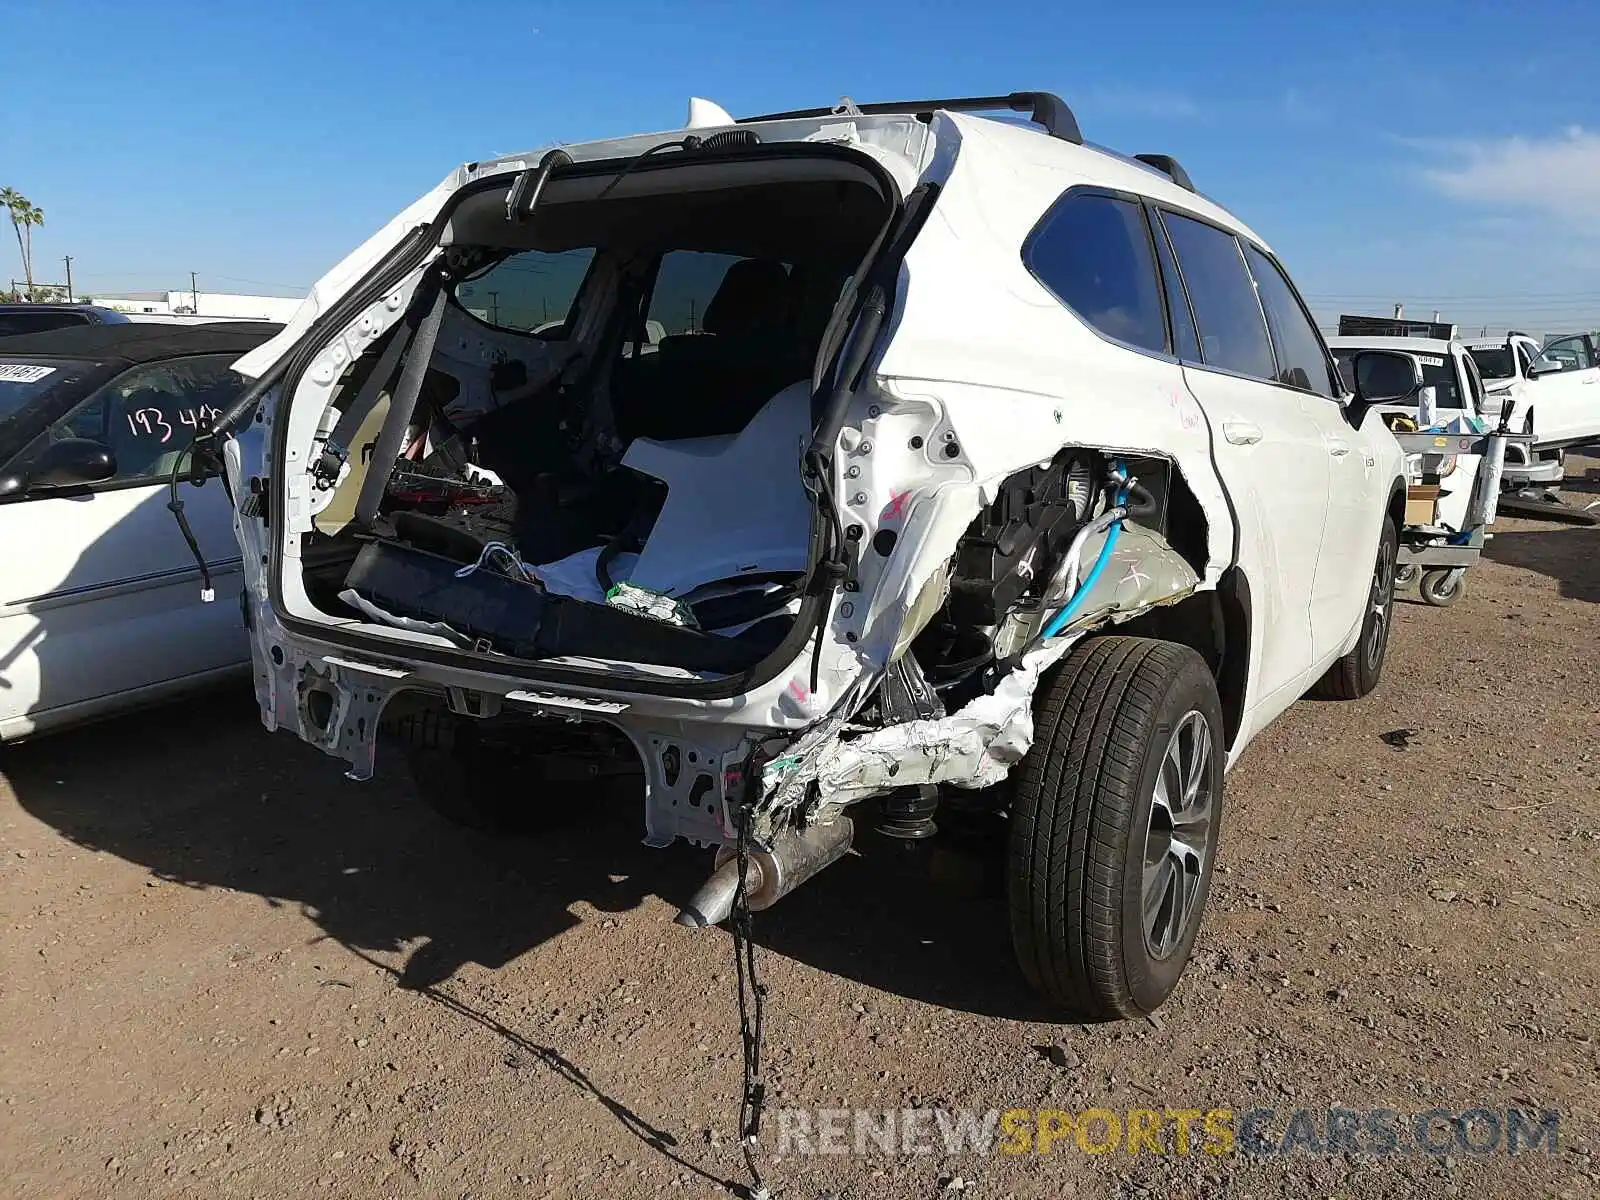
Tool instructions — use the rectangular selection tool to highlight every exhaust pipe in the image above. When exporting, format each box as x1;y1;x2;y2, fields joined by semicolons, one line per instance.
673;816;854;928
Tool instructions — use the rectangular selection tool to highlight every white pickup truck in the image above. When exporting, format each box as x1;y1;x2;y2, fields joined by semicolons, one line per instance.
1463;331;1600;484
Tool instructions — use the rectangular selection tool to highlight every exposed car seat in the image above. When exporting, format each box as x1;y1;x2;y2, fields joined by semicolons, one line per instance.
612;258;815;443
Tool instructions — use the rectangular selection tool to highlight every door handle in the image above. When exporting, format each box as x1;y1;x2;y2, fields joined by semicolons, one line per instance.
1327;439;1350;457
1223;420;1263;445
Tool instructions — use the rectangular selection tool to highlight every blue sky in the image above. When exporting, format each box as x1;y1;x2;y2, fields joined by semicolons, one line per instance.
3;0;1598;333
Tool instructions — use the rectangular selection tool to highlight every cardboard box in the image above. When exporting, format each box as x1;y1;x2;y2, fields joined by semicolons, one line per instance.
1405;484;1441;527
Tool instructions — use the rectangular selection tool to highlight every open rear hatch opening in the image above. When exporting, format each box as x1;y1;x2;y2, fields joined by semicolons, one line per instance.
285;147;901;685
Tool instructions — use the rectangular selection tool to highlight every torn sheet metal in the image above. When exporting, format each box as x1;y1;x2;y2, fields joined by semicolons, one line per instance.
774;523;1203;814
812;639;1073;807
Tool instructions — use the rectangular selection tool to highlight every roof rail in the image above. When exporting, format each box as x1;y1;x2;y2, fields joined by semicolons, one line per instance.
740;92;1083;145
1133;153;1194;192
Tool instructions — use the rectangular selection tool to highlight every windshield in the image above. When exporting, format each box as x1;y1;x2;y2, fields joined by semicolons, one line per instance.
0;359;98;424
1467;347;1516;380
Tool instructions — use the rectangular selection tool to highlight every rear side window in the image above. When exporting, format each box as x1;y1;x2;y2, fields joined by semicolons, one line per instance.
1024;192;1167;354
1243;246;1336;397
0;311;89;337
453;248;595;335
1159;212;1276;380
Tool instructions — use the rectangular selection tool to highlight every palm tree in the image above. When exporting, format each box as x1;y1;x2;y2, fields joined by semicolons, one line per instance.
1;188;43;298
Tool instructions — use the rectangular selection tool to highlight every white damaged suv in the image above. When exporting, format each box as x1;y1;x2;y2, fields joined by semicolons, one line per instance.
215;93;1407;1017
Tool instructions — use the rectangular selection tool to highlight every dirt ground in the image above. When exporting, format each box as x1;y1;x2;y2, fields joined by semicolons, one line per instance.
3;459;1597;1200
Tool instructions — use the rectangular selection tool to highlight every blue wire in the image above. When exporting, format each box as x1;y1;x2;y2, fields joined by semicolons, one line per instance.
1040;462;1130;641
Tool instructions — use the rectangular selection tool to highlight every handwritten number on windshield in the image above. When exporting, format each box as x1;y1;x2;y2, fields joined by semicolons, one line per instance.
125;405;220;444
128;407;173;444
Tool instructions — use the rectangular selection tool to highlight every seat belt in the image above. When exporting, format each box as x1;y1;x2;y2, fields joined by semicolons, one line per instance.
354;280;449;528
311;317;415;489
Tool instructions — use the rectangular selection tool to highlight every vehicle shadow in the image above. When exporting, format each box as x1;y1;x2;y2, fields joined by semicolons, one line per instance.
1483;526;1600;603
1;690;1049;1018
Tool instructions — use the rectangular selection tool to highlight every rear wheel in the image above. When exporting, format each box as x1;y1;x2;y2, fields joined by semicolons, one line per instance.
1007;636;1224;1019
1309;517;1397;700
381;699;637;834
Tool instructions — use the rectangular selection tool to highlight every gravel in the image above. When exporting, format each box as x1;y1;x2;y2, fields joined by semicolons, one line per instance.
1;457;1596;1199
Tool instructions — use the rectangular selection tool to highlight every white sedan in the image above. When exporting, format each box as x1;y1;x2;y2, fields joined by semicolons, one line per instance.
0;321;278;740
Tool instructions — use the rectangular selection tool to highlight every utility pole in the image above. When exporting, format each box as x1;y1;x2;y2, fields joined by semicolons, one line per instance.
63;256;73;303
190;271;200;315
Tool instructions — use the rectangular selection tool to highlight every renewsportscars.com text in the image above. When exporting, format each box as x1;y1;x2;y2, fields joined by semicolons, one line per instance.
773;1106;1560;1158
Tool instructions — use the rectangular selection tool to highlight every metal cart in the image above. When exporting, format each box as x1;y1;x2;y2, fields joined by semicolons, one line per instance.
1389;427;1534;606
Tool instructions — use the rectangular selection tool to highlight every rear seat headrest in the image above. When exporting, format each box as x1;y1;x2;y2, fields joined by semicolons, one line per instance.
702;259;793;336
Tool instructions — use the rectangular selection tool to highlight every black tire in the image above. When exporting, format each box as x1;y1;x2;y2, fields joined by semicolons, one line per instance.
1419;567;1464;607
1309;517;1398;701
401;732;547;835
379;701;567;835
1007;636;1225;1019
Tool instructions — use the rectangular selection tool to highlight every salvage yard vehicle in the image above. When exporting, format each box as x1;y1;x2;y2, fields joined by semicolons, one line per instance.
1329;334;1491;531
1462;331;1600;485
1330;339;1527;606
210;91;1408;1018
0;322;279;739
0;303;132;337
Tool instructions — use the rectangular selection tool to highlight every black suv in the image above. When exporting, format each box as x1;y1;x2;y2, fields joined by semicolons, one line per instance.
0;304;132;338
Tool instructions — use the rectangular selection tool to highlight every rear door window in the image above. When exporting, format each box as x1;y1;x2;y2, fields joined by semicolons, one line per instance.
1023;192;1167;354
1150;211;1201;361
1159;212;1276;381
1242;246;1337;397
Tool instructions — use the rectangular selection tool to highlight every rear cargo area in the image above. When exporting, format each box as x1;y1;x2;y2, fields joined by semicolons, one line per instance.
292;154;895;677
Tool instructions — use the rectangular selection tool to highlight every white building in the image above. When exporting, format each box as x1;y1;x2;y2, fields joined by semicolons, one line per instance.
89;289;302;323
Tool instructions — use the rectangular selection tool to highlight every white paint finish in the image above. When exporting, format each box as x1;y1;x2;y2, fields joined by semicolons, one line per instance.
1304;392;1384;657
1527;333;1600;446
685;97;736;129
230;100;1407;809
1180;367;1327;705
0;479;245;739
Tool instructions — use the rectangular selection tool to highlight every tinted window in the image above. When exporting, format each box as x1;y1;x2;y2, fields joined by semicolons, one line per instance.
1160;213;1276;380
0;310;90;337
1151;212;1201;361
1331;351;1416;401
1243;246;1335;396
1332;349;1463;408
1025;193;1166;354
453;248;595;335
1468;346;1515;381
17;354;249;485
0;358;97;425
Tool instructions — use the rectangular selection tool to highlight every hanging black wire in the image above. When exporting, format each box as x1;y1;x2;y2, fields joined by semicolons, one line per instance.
730;805;771;1200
